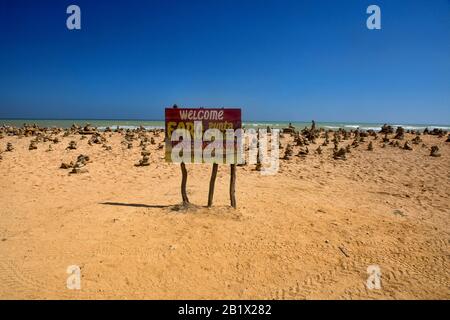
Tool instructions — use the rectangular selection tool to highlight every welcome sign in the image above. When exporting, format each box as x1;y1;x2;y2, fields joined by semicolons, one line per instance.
165;108;242;163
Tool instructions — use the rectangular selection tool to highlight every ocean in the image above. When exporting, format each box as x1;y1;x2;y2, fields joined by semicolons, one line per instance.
1;119;449;132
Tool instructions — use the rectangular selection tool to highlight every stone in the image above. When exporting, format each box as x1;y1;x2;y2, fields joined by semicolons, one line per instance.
282;144;293;160
76;154;90;165
394;127;405;140
403;141;412;150
282;127;295;134
139;138;148;147
60;162;74;169
28;141;37;150
380;124;394;134
6;142;13;152
343;130;350;140
67;141;77;150
294;135;304;146
135;154;150;166
412;135;422;144
125;131;135;142
79;123;97;135
68;154;90;174
70;165;88;174
333;147;346;160
430;146;441;157
333;141;339;151
297;146;309;157
429;128;445;136
89;133;104;144
60;153;89;171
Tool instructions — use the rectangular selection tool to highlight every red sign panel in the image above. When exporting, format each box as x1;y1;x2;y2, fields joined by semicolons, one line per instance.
165;108;242;163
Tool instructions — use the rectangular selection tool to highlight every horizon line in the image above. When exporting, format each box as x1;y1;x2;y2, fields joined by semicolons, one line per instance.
0;117;449;126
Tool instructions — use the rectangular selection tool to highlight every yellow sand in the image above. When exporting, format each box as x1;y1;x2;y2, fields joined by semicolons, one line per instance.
0;132;449;299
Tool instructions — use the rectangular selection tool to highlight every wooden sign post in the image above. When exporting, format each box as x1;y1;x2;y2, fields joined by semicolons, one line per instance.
230;164;236;208
165;107;242;208
180;162;189;205
207;163;218;207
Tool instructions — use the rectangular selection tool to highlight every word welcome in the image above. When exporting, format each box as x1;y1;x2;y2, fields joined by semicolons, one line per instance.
179;109;224;121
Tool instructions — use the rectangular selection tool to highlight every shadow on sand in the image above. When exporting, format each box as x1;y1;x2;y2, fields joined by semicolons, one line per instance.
100;202;171;209
100;202;234;215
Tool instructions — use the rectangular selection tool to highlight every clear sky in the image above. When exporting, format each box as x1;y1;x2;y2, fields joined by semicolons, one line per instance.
1;0;449;123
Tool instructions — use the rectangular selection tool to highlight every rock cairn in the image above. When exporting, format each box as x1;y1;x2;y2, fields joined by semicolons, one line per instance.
380;124;394;134
283;144;293;160
88;133;105;145
67;140;77;150
333;147;347;160
28;140;37;150
297;146;309;157
70;154;90;174
412;135;422;144
345;145;351;153
430;146;441;157
403;141;413;150
394;127;405;140
135;151;150;166
60;154;90;173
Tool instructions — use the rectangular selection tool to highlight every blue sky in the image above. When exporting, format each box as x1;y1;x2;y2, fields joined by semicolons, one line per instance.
0;0;449;123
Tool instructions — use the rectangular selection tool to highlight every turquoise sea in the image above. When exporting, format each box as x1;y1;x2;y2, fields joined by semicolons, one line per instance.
1;119;449;132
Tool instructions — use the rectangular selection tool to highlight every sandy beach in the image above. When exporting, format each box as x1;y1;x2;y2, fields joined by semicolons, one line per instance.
0;125;449;299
